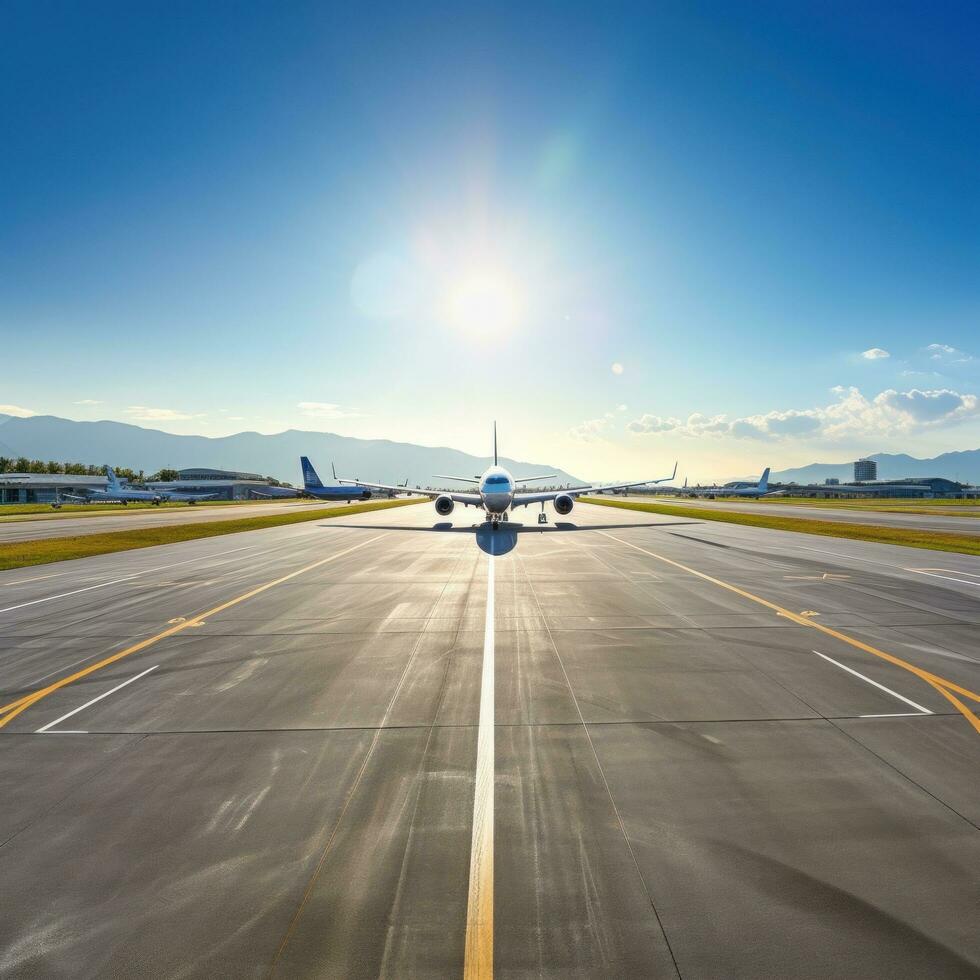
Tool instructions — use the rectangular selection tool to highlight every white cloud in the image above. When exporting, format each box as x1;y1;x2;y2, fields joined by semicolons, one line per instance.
627;385;980;442
124;406;200;421
611;362;624;375
228;416;245;421
627;414;681;433
569;417;612;441
617;404;628;412
73;398;103;405
296;401;359;419
861;348;890;360
0;404;36;418
925;343;974;365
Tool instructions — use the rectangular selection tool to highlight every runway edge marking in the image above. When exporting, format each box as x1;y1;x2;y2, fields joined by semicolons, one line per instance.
0;534;387;728
594;530;980;736
464;543;495;980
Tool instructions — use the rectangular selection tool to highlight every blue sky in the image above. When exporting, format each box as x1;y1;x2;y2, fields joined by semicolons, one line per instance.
1;1;978;479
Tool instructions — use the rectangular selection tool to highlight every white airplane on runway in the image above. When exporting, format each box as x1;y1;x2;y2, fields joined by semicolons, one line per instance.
335;424;676;530
59;465;165;506
688;467;771;499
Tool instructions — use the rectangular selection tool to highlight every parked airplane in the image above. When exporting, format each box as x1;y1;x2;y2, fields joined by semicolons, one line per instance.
335;424;677;529
59;466;165;505
300;456;371;502
152;486;221;504
689;467;771;499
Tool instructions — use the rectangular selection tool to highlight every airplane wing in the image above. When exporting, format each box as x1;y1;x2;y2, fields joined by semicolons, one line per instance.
512;462;677;506
432;474;480;484
513;474;557;483
335;477;482;506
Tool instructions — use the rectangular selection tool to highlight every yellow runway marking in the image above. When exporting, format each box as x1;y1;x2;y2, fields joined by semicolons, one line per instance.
596;531;980;736
464;549;495;980
0;534;386;729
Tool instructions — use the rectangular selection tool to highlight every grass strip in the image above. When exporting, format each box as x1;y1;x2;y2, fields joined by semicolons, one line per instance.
0;497;423;571
657;495;980;517
0;498;315;521
583;497;980;556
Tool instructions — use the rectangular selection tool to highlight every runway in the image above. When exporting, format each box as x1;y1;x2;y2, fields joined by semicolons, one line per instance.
1;502;978;978
643;495;980;534
0;499;357;543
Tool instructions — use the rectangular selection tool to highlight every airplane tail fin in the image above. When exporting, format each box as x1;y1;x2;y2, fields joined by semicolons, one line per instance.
758;467;771;492
493;421;498;466
300;456;324;489
105;465;119;490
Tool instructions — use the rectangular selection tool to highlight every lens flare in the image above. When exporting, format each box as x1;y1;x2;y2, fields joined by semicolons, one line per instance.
446;271;522;333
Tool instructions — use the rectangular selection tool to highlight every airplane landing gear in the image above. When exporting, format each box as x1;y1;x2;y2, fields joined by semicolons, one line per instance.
538;502;547;525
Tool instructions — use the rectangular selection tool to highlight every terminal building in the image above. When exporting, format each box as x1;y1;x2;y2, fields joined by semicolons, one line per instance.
854;458;878;482
147;469;299;501
0;468;299;504
776;477;972;499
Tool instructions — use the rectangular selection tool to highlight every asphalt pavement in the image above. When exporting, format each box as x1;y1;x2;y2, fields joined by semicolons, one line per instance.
0;500;977;978
0;499;357;543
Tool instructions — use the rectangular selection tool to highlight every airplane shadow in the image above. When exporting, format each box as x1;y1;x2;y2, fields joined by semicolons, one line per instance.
321;520;701;556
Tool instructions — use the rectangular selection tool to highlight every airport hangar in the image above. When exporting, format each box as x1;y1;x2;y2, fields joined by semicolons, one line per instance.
0;468;300;504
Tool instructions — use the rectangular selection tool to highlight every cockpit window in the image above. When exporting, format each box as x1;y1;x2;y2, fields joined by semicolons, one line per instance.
484;475;511;486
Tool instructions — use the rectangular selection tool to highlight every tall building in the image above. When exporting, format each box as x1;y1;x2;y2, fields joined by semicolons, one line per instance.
854;458;877;482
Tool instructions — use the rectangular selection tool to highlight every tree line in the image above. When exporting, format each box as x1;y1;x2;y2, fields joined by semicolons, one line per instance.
0;459;291;487
0;459;179;483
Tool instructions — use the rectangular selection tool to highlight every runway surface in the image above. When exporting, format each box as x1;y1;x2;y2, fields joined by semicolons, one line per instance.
0;499;359;543
1;502;978;978
634;494;980;534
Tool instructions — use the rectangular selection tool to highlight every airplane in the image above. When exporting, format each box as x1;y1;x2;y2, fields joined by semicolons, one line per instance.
300;456;372;502
59;466;165;506
334;424;677;529
152;486;222;505
688;467;771;499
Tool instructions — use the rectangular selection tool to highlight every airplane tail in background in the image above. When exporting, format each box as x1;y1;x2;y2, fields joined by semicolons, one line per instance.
758;467;771;492
105;465;120;490
300;456;324;489
493;421;498;466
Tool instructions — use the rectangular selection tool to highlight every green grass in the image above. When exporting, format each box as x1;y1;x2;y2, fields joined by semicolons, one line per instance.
0;498;315;521
0;498;424;571
656;494;980;518
583;497;980;556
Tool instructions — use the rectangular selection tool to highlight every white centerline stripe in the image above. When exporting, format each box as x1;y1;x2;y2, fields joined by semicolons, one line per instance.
813;651;932;715
464;545;495;980
37;665;159;733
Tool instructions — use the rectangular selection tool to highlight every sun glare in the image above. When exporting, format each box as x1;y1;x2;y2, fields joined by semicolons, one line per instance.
446;271;522;333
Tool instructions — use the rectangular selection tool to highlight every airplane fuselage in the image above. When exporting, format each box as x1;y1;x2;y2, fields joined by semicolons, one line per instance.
478;465;515;516
83;489;163;504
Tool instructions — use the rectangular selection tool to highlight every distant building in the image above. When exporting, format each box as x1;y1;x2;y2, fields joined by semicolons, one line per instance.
0;467;299;504
0;473;107;504
781;477;970;499
854;458;877;482
825;478;839;485
147;468;298;501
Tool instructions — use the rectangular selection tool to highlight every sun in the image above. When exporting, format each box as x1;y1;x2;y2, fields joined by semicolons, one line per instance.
445;271;522;333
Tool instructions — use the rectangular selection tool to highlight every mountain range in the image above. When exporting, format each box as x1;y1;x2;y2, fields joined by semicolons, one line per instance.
773;450;980;485
0;414;583;488
3;414;978;487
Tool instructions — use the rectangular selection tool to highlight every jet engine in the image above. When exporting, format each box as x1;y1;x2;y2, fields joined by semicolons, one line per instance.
434;494;455;516
554;494;574;516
